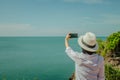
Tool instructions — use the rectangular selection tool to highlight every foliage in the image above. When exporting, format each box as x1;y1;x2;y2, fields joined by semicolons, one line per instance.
106;31;120;51
105;64;120;80
97;31;120;57
97;39;108;57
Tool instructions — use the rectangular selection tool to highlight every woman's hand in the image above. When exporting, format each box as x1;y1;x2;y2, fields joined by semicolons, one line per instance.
65;33;71;48
65;33;71;40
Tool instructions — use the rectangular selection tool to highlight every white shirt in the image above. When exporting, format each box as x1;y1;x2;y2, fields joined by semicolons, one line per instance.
65;47;105;80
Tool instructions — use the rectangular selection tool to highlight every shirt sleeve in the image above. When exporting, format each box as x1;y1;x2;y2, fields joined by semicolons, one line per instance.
98;58;105;80
65;47;82;64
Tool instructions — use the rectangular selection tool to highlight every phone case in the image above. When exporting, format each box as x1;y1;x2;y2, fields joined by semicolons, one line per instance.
70;33;78;38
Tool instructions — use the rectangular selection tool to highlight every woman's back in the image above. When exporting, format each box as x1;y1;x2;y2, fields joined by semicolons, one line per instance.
75;52;104;80
66;47;104;80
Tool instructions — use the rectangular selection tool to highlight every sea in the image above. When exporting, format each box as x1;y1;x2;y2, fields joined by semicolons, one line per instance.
0;37;106;80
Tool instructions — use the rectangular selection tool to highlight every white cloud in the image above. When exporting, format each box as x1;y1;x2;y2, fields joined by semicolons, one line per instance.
83;0;103;4
79;14;120;26
72;16;120;36
0;23;43;36
0;14;119;36
64;0;104;4
0;23;66;36
101;14;120;25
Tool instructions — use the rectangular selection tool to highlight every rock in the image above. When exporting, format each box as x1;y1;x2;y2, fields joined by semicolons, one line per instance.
105;57;120;67
69;73;75;80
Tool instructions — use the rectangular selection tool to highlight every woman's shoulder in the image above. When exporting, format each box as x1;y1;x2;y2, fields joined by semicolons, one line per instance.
97;54;104;62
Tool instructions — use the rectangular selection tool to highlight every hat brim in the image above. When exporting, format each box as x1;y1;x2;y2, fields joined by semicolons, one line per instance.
78;36;98;52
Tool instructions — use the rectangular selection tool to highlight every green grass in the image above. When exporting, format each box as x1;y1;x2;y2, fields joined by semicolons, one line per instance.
105;64;120;80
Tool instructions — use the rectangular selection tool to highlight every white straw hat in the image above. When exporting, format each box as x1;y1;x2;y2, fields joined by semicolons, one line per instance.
78;32;98;52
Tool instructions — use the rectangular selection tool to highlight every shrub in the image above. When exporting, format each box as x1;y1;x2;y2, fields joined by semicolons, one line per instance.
105;64;120;80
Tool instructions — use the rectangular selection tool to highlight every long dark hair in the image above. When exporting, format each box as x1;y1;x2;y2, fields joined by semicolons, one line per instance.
82;48;96;55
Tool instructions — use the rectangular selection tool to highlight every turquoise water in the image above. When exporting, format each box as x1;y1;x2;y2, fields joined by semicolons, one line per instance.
0;37;106;80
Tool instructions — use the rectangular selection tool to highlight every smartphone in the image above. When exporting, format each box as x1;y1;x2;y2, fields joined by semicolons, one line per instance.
69;33;78;38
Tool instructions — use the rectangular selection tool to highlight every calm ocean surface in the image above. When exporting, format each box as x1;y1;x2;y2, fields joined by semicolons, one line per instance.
0;37;106;80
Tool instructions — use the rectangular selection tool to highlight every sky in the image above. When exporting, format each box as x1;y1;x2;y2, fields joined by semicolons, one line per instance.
0;0;120;36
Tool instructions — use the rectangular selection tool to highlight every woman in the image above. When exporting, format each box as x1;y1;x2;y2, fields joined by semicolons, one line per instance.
65;32;105;80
